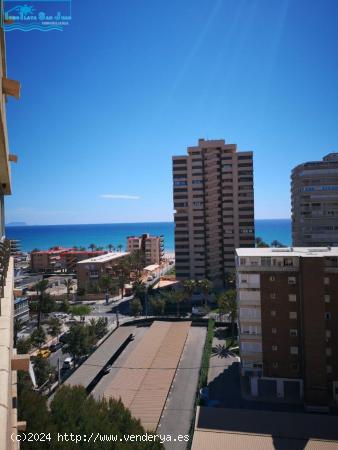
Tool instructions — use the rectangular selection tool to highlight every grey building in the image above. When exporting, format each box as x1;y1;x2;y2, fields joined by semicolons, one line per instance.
291;153;338;247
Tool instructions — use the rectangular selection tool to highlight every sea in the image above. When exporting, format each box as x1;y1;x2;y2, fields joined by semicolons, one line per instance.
5;219;291;253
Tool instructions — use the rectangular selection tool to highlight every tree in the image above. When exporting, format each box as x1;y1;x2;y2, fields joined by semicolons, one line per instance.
132;278;147;300
88;317;108;341
116;259;131;298
63;278;74;301
35;279;49;328
271;239;285;248
16;337;31;354
117;244;123;252
89;243;97;252
47;317;62;342
183;279;196;300
33;355;53;387
50;386;164;450
30;327;46;349
163;290;185;317
62;324;95;363
198;279;212;308
255;236;269;248
224;270;236;289
107;243;114;252
218;289;237;344
130;297;142;316
14;318;24;347
129;250;145;277
149;296;165;316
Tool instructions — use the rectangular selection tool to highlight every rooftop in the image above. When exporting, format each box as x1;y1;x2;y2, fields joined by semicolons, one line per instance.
192;407;338;450
236;247;338;258
77;252;129;264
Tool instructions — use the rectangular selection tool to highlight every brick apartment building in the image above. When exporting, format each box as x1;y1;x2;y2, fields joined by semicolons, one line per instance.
236;247;338;408
76;252;129;291
292;153;338;247
173;139;255;285
127;233;164;265
31;247;106;273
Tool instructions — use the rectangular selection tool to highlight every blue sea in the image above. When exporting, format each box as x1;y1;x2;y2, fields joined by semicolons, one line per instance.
5;220;291;253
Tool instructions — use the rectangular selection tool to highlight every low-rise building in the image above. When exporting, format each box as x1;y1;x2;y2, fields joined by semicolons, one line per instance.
31;247;106;273
127;233;164;265
76;252;130;291
236;246;338;408
14;296;29;323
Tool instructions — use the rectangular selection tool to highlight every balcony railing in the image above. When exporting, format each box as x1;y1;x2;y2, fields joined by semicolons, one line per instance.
0;238;11;315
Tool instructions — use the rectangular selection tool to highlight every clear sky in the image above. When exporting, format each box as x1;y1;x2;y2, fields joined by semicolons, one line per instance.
4;0;338;225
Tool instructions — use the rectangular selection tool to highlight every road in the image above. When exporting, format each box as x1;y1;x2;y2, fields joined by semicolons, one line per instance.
158;326;206;450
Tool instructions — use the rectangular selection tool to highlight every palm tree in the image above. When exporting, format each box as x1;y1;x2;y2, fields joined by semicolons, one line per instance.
107;244;114;252
271;240;284;248
117;244;123;252
255;237;269;248
224;270;236;289
89;243;97;252
14;318;23;347
198;279;212;308
218;289;237;344
163;290;185;317
183;280;196;301
47;317;62;342
35;279;49;328
63;278;74;300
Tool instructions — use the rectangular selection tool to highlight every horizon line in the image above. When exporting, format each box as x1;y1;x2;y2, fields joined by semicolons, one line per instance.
6;218;292;227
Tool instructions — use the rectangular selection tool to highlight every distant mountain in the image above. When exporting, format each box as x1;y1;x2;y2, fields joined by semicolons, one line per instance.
6;222;27;227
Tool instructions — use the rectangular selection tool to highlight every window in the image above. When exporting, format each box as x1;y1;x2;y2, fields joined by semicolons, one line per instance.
272;362;278;369
272;345;278;351
290;346;298;355
272;328;277;334
325;312;331;320
269;275;275;282
288;276;296;285
326;329;331;338
325;295;330;303
290;329;298;337
326;348;332;356
289;311;297;319
290;363;299;371
270;293;276;300
271;310;276;317
240;258;246;266
324;277;330;285
289;294;296;302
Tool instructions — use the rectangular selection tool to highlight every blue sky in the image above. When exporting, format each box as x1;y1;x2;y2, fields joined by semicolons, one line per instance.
4;0;338;224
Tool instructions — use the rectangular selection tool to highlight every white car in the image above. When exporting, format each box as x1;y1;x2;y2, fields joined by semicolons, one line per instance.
62;357;74;371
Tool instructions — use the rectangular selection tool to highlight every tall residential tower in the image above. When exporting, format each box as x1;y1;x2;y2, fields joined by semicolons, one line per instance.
292;153;338;247
173;139;255;285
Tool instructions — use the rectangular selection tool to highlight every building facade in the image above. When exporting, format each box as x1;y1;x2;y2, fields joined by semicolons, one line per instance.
0;19;30;449
31;247;106;273
236;247;338;408
127;233;164;266
76;252;129;291
173;139;255;284
292;153;338;247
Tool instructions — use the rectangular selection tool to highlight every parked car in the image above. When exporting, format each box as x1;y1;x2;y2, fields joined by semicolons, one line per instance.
49;342;63;352
37;348;51;359
62;357;74;371
102;364;112;375
59;332;70;344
